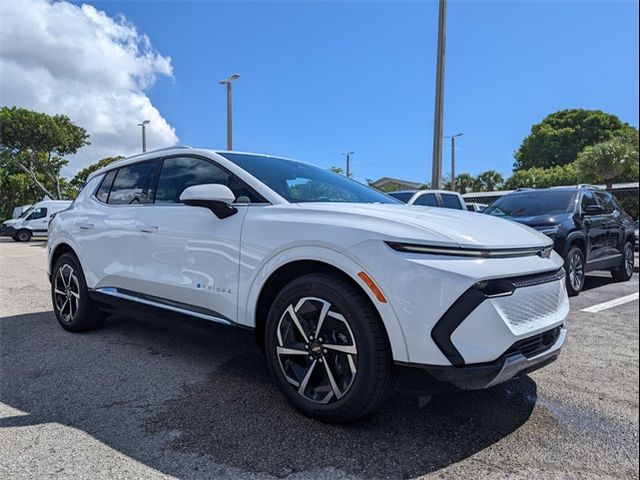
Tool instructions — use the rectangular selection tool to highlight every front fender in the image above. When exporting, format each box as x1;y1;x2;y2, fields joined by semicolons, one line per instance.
238;244;410;362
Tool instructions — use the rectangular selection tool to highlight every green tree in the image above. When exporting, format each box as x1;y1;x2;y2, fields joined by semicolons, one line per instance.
455;173;479;193
0;106;89;199
504;164;578;190
476;170;505;192
515;109;637;170
70;156;123;193
575;138;639;189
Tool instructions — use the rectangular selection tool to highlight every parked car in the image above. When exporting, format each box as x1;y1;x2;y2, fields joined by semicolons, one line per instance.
1;199;72;242
634;220;639;250
48;148;568;422
11;204;32;219
388;189;467;210
484;186;635;296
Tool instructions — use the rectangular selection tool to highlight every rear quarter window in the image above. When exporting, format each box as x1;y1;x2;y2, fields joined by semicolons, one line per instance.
441;194;462;209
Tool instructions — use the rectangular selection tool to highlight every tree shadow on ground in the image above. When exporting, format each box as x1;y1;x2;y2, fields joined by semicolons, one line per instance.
1;311;537;479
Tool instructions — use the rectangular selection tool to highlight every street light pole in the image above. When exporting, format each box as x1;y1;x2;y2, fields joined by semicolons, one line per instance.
218;73;240;150
342;151;354;177
431;0;447;189
137;120;150;152
444;133;463;191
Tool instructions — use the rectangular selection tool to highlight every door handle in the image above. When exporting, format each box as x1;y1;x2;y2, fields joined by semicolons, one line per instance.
79;223;94;230
139;225;159;233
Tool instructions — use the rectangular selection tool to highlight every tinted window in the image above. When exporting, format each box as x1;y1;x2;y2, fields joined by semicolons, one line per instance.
580;191;597;212
441;194;462;209
155;157;261;204
388;192;415;203
595;192;614;214
95;170;117;203
485;190;576;217
108;162;156;205
220;153;400;204
27;207;47;220
413;193;438;207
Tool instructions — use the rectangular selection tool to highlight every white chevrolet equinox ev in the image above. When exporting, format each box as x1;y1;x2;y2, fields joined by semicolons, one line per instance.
48;147;569;422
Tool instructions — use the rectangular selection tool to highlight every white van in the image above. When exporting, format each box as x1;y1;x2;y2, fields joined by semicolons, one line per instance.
11;204;32;219
1;200;72;242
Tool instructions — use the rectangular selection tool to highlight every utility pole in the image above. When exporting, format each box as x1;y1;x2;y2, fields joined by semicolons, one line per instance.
137;120;150;152
444;133;463;191
218;73;240;150
431;0;447;189
342;151;354;177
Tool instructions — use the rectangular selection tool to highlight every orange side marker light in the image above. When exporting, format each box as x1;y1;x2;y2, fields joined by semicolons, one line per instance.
358;271;387;303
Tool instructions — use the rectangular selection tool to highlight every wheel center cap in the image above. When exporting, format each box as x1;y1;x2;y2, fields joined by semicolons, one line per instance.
309;342;323;358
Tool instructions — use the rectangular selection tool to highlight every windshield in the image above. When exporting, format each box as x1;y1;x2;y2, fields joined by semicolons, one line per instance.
485;190;576;217
18;207;34;219
220;153;400;204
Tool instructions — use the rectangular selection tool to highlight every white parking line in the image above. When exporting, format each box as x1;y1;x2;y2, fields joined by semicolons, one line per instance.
582;293;640;313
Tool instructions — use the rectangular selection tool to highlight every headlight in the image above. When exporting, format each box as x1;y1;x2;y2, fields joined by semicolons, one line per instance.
535;225;560;237
386;242;552;259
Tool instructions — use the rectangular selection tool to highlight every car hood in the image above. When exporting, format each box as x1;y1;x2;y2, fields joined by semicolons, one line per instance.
494;212;573;228
2;219;20;226
295;203;552;249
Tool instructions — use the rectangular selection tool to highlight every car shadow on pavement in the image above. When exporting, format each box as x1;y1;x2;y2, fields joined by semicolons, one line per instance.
582;273;619;292
0;311;537;479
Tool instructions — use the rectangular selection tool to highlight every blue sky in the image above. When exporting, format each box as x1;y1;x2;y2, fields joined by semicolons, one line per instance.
74;0;639;183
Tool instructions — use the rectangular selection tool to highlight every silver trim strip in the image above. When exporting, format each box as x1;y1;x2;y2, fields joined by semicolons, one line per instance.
94;287;232;326
387;242;552;259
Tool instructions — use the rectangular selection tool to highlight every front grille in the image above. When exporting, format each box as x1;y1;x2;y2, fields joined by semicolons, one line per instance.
504;326;562;359
493;278;567;334
507;268;565;289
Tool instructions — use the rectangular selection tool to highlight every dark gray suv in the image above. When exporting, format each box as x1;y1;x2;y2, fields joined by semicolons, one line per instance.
485;186;636;296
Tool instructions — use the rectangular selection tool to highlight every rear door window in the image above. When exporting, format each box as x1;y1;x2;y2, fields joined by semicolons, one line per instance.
441;194;462;209
413;193;438;206
108;161;157;205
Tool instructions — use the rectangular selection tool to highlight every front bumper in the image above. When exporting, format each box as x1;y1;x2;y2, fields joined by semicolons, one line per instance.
0;224;17;237
396;325;566;392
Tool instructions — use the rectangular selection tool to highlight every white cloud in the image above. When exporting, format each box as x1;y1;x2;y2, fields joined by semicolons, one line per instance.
0;0;178;176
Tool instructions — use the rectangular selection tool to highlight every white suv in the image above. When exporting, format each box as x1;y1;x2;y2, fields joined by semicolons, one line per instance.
48;147;569;422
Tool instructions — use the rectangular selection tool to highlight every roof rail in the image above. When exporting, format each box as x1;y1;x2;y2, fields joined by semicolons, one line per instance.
514;187;535;191
577;184;601;190
126;145;193;160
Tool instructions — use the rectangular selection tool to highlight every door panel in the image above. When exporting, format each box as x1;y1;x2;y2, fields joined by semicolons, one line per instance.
132;204;247;322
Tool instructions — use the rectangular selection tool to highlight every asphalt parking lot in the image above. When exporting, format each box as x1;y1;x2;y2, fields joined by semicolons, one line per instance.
0;238;638;480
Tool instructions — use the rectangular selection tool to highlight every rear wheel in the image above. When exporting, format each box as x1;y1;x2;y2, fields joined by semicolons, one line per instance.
15;229;31;242
51;253;107;332
565;246;585;297
611;241;635;282
264;272;393;423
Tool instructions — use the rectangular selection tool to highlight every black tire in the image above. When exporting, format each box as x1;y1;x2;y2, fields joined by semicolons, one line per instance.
51;253;107;332
264;272;394;423
611;241;635;282
564;246;585;297
15;229;32;242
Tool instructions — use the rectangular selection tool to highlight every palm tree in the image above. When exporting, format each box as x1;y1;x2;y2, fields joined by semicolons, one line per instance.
477;170;505;192
455;173;479;193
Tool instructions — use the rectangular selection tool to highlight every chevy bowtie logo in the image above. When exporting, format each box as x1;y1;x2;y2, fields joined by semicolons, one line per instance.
538;247;553;259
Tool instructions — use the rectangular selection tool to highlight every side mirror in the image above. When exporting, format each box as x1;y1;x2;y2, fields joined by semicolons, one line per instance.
180;184;238;219
584;204;605;216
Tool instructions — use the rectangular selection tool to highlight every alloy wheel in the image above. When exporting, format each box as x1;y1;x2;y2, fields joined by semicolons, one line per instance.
624;243;634;277
276;297;358;404
569;252;584;291
53;264;80;323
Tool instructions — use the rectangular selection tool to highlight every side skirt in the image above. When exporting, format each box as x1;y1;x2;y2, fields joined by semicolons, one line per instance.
585;254;622;272
89;288;256;346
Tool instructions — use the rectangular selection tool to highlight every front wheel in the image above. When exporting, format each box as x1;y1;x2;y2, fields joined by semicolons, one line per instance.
14;229;31;242
51;253;107;332
611;241;635;282
264;272;394;423
565;246;585;297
